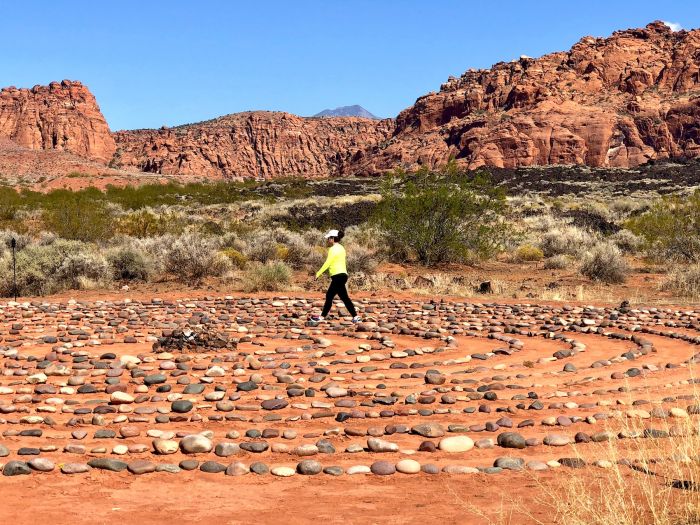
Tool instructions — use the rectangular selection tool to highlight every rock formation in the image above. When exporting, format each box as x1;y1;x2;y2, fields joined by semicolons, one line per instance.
350;21;700;174
3;21;700;181
0;80;115;163
113;112;394;179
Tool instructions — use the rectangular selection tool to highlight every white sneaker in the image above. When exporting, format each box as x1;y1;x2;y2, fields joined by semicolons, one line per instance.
352;316;362;324
311;315;325;322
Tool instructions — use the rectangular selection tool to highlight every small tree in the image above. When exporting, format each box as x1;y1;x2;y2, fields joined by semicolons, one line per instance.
373;165;510;266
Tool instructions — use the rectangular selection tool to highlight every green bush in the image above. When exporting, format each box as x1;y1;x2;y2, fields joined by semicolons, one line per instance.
116;209;185;237
625;192;700;262
243;261;292;292
42;190;115;242
580;242;629;284
373;167;510;266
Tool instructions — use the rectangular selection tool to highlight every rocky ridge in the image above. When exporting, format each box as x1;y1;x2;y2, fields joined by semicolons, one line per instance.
353;21;700;174
113;112;394;179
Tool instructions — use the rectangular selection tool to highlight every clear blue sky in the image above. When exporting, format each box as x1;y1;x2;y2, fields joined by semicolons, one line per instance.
3;0;698;130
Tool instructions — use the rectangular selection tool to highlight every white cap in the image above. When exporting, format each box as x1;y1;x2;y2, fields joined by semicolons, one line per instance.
324;229;339;239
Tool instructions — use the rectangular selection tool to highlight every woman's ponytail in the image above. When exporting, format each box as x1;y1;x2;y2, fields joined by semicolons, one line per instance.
336;230;345;242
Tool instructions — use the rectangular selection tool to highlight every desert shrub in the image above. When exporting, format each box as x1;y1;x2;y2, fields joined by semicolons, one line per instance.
610;229;644;254
344;224;382;251
42;190;115;242
539;225;595;257
280;236;313;269
373;168;510;265
514;244;544;262
221;248;248;269
580;242;629;284
54;251;110;289
243;261;292;292
275;244;289;260
307;245;327;269
36;231;58;246
220;232;246;252
0;239;100;296
199;220;224;236
543;254;571;270
116;209;186;237
301;228;325;247
0;230;31;251
106;246;153;281
110;235;170;276
163;232;231;284
347;245;380;273
609;197;646;217
243;232;279;263
626;191;700;262
661;265;700;298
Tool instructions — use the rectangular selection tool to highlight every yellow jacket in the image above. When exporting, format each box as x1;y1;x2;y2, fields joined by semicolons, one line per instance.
316;243;347;277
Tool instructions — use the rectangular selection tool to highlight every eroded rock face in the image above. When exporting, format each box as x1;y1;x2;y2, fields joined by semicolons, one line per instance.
0;80;115;163
4;21;699;181
350;21;700;174
114;112;394;179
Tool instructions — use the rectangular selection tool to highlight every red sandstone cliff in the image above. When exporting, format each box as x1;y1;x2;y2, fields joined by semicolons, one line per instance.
113;112;394;180
3;21;700;181
350;21;700;174
0;80;115;163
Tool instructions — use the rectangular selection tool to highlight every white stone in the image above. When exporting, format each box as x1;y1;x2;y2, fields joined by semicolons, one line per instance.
438;436;474;453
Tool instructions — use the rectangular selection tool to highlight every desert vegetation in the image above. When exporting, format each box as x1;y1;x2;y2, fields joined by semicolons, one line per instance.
0;164;699;302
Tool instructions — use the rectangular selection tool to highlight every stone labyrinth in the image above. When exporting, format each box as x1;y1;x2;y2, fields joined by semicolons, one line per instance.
0;295;699;477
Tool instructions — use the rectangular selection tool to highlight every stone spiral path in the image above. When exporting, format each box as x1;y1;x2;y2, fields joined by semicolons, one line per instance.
0;295;699;478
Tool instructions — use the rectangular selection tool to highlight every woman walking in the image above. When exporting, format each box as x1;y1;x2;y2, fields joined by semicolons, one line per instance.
312;229;361;323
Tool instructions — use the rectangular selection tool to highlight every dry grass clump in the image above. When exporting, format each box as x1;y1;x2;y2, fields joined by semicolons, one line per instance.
536;394;700;525
580;242;629;284
661;265;700;299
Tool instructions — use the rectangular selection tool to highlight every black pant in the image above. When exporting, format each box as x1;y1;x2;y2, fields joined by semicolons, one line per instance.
322;273;357;317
